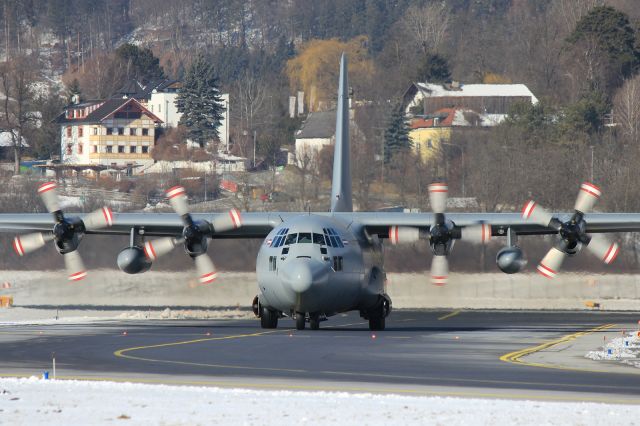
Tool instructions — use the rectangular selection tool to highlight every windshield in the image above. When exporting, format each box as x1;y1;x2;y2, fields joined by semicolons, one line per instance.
284;233;298;245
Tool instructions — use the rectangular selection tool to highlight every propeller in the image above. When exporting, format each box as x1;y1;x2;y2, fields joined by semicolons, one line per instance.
522;182;619;279
143;186;242;285
13;181;114;281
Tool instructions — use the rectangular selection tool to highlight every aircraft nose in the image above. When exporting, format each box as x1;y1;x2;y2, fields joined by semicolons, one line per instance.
281;258;328;294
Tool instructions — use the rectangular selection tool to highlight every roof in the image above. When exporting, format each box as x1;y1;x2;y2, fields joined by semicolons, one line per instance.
414;82;538;104
410;108;507;129
112;78;180;100
56;98;163;125
296;111;335;139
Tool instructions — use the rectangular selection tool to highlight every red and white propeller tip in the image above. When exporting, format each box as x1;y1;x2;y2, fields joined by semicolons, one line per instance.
431;255;448;286
83;206;114;230
536;247;566;279
13;233;51;256
521;200;554;227
38;181;60;213
428;183;448;214
463;223;492;244
195;254;217;284
143;238;177;261
213;208;242;232
575;182;601;214
587;234;619;265
166;186;189;216
64;250;87;282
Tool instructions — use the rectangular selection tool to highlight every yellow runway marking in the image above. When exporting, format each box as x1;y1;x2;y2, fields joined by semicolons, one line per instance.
500;323;616;373
438;310;461;321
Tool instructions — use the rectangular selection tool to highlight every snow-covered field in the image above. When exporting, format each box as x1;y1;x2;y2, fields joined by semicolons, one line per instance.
0;377;639;426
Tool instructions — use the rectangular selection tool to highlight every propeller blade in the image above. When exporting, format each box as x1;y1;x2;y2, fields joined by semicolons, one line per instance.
428;183;448;214
431;255;448;286
536;247;567;279
586;234;619;265
574;182;601;214
211;209;242;233
166;186;190;217
13;232;53;256
521;200;554;227
143;238;178;261
64;250;87;281
37;182;60;213
461;223;492;244
194;254;217;284
83;206;114;231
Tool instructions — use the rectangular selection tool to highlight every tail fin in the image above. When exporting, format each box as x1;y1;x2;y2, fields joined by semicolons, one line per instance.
330;53;353;213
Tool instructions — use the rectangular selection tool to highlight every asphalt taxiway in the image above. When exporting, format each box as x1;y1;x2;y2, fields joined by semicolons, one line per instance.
1;310;640;402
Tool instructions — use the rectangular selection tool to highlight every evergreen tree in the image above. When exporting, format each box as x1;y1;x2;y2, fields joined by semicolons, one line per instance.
115;43;165;82
66;78;82;104
176;55;225;148
384;103;411;163
416;53;451;83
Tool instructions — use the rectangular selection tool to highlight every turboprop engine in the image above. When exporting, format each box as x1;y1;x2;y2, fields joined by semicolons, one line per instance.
496;246;527;274
117;246;151;274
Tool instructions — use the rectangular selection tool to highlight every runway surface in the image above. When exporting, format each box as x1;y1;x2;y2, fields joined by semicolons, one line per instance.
1;310;640;402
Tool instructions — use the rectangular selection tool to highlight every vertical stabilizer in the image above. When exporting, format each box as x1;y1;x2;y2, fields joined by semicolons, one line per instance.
330;53;353;213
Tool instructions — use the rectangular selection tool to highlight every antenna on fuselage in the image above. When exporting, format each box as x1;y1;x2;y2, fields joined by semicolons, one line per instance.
330;53;353;213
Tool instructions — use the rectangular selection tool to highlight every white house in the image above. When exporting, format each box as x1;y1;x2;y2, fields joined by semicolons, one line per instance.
293;110;336;167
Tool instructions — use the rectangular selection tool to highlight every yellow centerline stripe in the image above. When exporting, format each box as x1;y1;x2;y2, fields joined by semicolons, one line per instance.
500;323;617;373
438;310;461;321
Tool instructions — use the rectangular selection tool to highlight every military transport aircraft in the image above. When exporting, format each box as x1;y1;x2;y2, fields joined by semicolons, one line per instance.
0;54;636;331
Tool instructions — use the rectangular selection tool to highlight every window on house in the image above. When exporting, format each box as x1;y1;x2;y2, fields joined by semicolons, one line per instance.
142;128;149;136
118;145;125;153
141;146;148;154
118;128;124;135
427;139;433;149
78;143;83;154
92;127;98;135
66;126;72;137
92;145;97;153
65;144;72;155
129;146;136;153
106;128;113;135
78;128;83;137
158;104;161;113
106;146;113;153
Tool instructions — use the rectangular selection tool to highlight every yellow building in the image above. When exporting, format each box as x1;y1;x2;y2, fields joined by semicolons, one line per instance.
57;98;163;175
409;108;454;163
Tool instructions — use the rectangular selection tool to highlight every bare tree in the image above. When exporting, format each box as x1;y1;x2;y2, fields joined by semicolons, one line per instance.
614;75;640;145
556;0;604;32
0;56;38;175
402;3;450;54
235;71;267;156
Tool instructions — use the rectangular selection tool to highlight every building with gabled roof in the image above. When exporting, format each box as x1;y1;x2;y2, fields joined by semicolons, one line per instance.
56;97;163;175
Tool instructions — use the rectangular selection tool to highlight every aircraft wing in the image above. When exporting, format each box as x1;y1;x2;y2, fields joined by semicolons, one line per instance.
347;212;640;237
0;212;282;238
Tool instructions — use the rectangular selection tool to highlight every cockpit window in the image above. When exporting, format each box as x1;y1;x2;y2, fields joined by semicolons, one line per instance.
313;233;325;245
272;228;289;248
322;227;344;248
284;233;298;246
298;233;312;243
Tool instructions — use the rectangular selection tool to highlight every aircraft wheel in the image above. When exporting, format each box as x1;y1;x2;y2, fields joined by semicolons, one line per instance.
369;316;385;331
296;313;306;330
260;307;278;329
309;314;320;330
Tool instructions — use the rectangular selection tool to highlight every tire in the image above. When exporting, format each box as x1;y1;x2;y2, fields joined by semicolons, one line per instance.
369;316;385;331
309;314;320;330
296;313;306;330
260;307;278;329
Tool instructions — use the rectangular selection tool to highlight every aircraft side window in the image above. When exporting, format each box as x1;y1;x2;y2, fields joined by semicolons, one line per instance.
269;256;277;271
298;232;312;243
323;228;333;247
273;228;289;248
284;233;297;246
282;247;289;255
313;233;325;245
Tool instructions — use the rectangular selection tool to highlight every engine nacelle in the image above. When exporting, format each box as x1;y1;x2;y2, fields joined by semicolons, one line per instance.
117;246;152;274
496;246;527;274
388;226;421;245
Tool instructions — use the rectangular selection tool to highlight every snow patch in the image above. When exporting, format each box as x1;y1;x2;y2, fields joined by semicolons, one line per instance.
0;377;639;425
586;331;640;368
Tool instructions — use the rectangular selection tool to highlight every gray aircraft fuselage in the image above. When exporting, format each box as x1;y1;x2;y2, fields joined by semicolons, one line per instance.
256;214;384;317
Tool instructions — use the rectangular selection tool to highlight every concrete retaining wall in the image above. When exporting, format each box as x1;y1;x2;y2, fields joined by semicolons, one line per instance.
1;270;640;311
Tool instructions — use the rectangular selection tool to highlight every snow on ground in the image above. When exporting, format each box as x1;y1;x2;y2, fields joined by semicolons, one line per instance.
0;307;253;326
0;377;638;426
586;331;640;367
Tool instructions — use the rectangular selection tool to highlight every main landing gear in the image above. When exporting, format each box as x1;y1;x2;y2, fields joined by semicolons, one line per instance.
260;306;279;329
362;294;392;331
295;312;322;330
